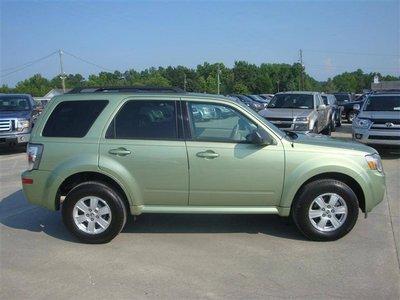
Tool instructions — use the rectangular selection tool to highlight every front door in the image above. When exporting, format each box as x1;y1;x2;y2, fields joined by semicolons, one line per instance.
185;102;285;206
99;99;189;206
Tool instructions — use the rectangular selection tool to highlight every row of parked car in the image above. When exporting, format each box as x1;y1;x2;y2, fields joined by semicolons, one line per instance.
222;91;399;146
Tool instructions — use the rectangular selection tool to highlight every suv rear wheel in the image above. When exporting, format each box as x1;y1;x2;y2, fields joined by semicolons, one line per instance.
62;181;127;244
292;179;359;241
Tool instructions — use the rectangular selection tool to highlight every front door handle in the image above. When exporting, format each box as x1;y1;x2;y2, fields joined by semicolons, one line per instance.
196;150;219;159
108;147;131;156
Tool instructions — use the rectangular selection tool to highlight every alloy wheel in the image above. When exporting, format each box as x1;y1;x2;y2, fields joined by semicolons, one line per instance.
308;193;348;232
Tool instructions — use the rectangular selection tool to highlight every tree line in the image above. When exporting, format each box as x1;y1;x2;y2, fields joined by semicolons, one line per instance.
1;61;398;97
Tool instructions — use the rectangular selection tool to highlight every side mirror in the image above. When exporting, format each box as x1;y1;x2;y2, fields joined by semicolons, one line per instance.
246;129;274;146
318;104;326;110
353;104;360;111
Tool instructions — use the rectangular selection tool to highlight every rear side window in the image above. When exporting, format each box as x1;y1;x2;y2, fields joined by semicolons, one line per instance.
43;100;108;137
106;100;178;140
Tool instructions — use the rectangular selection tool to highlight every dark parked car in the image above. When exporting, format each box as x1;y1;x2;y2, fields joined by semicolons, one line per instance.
228;94;264;111
333;93;352;105
340;94;369;123
247;95;270;109
0;94;39;148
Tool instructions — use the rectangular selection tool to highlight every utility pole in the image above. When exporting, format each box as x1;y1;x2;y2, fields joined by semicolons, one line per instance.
217;64;221;95
59;49;66;93
299;49;304;91
183;73;187;91
276;80;280;93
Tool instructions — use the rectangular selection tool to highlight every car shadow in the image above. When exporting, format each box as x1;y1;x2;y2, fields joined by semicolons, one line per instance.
0;145;26;155
0;189;306;242
373;146;400;159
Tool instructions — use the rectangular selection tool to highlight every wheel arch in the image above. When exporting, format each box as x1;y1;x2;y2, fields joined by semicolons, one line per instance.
56;171;131;212
290;172;365;213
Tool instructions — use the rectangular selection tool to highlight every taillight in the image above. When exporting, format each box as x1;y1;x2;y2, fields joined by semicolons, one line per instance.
27;143;43;170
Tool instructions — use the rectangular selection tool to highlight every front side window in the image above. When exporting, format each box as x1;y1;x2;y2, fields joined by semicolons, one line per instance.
43;100;108;137
107;100;178;140
188;102;257;143
321;95;328;105
364;95;400;111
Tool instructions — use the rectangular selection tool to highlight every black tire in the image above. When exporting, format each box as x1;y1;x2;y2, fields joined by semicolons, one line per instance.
321;124;332;136
62;181;127;244
292;179;359;241
336;117;342;127
347;111;356;123
331;117;336;132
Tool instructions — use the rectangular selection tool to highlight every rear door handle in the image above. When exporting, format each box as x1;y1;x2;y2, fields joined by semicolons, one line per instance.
196;150;219;159
108;147;131;156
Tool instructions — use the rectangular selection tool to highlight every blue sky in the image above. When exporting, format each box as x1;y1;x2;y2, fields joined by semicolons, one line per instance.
1;0;399;86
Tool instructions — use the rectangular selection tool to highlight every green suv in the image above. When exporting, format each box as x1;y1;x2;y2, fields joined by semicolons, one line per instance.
21;87;385;243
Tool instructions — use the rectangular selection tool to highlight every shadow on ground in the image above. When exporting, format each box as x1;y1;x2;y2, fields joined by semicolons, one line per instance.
0;189;305;243
0;145;26;155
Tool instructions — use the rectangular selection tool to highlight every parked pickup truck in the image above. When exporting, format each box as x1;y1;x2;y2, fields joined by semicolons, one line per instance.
258;91;332;134
352;91;400;145
0;94;38;147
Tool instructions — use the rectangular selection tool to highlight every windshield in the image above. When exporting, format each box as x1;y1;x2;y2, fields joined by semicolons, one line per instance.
334;94;350;102
267;94;314;109
249;95;269;103
0;95;31;111
364;95;400;111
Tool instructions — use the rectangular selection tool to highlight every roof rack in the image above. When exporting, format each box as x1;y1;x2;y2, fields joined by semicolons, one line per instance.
66;86;185;94
372;89;400;93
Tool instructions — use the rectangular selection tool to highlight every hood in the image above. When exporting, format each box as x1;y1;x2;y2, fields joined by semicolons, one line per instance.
358;111;400;120
293;133;376;154
259;108;312;118
0;110;31;119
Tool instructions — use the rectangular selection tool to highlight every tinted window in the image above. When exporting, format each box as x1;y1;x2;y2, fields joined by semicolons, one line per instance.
268;94;314;109
334;94;351;102
321;95;328;105
43;100;108;137
364;95;400;111
188;103;257;143
0;95;31;111
107;101;177;140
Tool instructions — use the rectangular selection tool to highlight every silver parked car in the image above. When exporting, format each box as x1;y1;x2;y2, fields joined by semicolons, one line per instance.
258;91;331;134
352;91;400;145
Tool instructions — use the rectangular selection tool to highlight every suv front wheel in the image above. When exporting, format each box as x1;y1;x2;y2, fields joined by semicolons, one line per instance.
292;179;359;241
62;181;127;244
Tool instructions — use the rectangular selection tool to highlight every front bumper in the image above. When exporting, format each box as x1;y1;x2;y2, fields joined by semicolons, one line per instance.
352;127;400;146
365;169;386;213
0;133;30;145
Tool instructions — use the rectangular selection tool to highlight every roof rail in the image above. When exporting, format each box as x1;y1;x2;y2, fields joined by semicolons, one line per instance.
66;86;185;94
372;89;400;94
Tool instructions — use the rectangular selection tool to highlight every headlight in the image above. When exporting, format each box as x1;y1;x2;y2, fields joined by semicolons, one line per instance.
353;118;371;128
365;154;383;173
16;118;30;132
294;116;309;123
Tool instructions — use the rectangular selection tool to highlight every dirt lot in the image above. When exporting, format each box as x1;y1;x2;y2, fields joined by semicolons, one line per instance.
1;124;399;299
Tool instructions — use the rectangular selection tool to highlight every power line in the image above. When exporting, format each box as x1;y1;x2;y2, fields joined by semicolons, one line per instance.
303;49;400;57
0;51;58;78
63;50;113;72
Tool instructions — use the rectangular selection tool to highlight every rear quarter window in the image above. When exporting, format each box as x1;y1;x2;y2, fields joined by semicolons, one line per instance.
42;100;108;137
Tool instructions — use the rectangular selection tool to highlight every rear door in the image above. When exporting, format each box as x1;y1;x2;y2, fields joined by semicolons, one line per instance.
99;99;189;206
184;101;285;206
